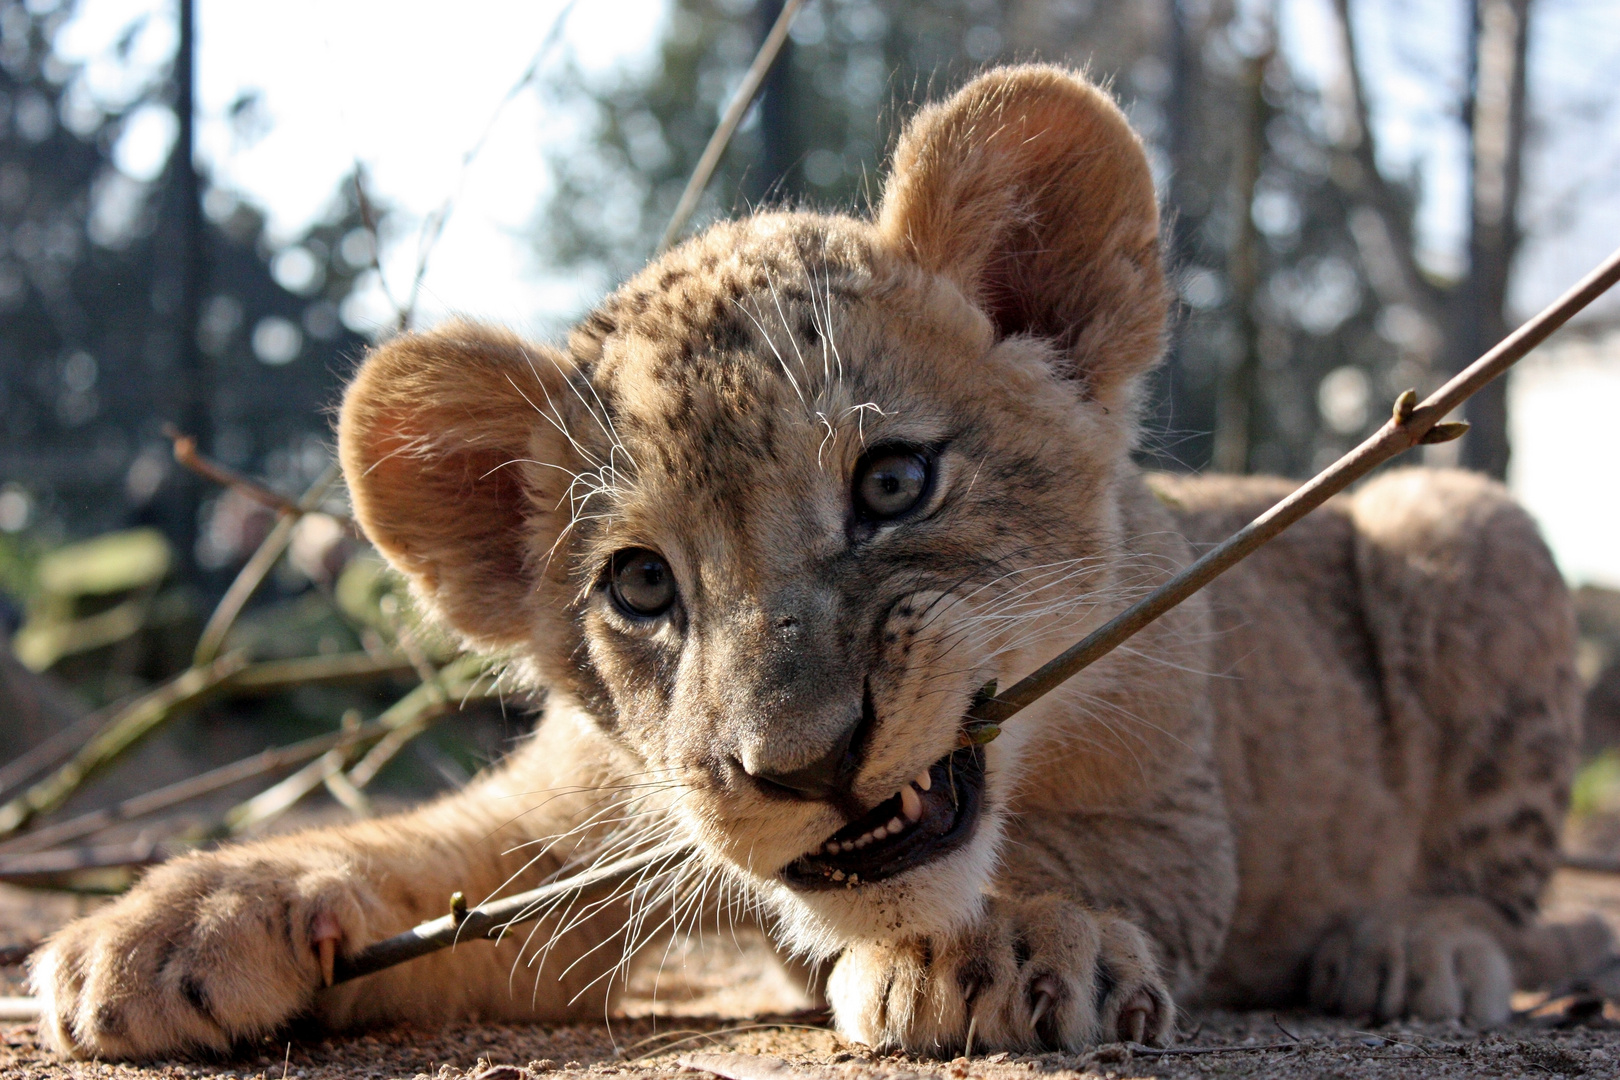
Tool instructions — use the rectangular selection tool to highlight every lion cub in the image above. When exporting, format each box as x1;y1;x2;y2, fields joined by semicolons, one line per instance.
33;65;1605;1060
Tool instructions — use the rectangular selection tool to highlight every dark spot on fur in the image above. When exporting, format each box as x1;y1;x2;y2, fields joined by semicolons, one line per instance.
1012;933;1032;969
1465;759;1504;796
179;973;213;1020
93;1003;125;1039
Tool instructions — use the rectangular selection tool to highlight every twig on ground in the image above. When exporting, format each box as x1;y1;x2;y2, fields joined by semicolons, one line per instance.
1562;854;1620;875
0;837;192;880
193;462;343;665
656;0;807;254
225;653;495;835
0;713;397;855
0;653;249;837
328;246;1620;986
1124;1040;1302;1057
0;704;110;806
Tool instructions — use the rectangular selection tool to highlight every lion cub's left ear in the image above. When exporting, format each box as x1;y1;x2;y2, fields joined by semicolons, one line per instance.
878;65;1168;402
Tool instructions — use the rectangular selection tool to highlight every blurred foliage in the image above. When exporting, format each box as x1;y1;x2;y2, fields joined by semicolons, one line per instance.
540;0;1531;481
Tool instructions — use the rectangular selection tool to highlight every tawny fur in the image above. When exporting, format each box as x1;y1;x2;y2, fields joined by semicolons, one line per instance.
32;65;1605;1061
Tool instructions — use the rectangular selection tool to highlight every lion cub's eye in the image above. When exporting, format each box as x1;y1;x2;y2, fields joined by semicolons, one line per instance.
853;447;931;521
609;548;677;618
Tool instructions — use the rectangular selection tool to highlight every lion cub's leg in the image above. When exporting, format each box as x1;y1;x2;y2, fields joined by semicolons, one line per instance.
31;716;651;1060
1308;468;1608;1024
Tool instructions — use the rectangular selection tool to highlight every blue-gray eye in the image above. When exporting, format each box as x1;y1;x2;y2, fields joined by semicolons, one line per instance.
854;448;930;520
609;548;677;618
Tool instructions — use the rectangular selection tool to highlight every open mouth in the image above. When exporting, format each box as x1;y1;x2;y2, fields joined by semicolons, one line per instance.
780;743;985;890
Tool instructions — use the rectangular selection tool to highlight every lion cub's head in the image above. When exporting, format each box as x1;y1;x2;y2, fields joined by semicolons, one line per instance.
338;66;1167;953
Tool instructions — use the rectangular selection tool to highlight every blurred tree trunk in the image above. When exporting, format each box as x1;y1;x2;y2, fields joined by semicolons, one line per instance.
745;0;796;208
1453;0;1532;478
1213;36;1274;474
1331;0;1533;481
1159;0;1215;472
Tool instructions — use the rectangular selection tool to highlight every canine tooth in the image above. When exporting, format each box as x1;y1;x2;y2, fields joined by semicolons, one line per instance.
915;770;932;792
901;784;922;821
888;817;904;832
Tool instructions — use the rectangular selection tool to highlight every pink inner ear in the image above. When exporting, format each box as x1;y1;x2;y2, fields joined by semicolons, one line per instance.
354;407;532;588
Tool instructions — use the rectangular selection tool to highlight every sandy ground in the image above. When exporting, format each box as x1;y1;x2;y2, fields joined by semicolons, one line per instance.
5;870;1620;1080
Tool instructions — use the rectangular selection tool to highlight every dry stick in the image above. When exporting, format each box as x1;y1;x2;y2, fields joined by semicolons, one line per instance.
0;704;115;805
0;652;250;837
224;653;494;835
959;240;1620;738
655;0;807;255
1563;854;1620;875
331;840;689;983
333;245;1620;985
0;714;399;856
194;462;343;665
165;426;356;534
0;838;193;879
0;650;413;850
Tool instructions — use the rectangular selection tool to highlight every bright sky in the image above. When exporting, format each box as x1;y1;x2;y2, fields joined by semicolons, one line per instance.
49;0;1620;585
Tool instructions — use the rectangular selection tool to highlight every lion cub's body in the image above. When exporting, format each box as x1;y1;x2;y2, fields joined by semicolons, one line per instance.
33;66;1601;1060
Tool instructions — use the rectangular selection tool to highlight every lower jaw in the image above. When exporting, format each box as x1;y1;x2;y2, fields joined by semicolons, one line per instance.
778;744;986;891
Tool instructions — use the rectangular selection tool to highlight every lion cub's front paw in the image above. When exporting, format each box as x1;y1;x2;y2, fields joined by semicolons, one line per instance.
827;895;1173;1055
30;846;379;1060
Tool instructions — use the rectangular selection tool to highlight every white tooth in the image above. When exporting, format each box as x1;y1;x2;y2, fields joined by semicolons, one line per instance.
853;834;869;848
832;870;845;881
901;784;922;821
826;841;842;854
888;817;904;832
915;770;932;792
872;825;888;840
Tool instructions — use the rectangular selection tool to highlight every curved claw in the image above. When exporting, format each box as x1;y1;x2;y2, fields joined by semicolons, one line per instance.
1028;990;1052;1032
1117;989;1154;1044
312;911;342;988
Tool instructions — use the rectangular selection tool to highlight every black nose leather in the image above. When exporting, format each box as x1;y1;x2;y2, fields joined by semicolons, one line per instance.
743;685;876;801
746;720;859;800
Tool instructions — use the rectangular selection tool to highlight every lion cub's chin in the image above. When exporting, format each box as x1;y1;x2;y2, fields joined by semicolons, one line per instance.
759;808;1008;961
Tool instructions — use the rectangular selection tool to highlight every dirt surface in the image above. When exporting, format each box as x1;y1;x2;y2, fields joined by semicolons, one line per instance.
5;870;1620;1080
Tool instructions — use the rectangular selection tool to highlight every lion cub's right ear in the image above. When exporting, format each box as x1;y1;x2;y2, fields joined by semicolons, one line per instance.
338;321;582;647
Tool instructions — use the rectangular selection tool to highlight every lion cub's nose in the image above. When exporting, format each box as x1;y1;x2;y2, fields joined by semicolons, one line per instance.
739;698;869;801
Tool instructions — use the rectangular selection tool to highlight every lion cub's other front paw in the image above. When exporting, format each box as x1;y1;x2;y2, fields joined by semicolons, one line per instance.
30;845;380;1060
1307;899;1515;1027
827;895;1173;1055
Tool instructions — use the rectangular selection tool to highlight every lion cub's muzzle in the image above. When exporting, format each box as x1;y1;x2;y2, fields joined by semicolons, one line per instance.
780;743;985;890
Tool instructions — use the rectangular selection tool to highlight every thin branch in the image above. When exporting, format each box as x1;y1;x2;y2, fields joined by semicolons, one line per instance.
0;838;192;880
193;462;344;665
330;245;1620;985
224;653;494;835
331;840;688;983
0;653;250;837
960;243;1620;735
0;713;398;856
397;0;579;329
656;0;807;255
164;426;355;532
